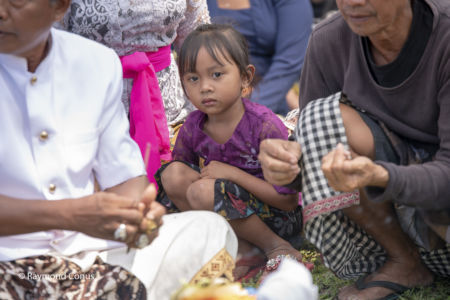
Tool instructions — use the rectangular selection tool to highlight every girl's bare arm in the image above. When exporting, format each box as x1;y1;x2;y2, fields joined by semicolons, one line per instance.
200;161;298;211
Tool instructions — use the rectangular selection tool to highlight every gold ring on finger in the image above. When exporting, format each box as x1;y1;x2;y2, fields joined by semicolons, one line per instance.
136;233;150;249
114;223;127;241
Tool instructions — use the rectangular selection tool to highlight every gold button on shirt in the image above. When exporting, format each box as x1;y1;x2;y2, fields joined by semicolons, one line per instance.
49;184;56;194
39;130;49;141
30;76;37;85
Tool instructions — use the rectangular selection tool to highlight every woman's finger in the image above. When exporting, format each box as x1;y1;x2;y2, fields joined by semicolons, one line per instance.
322;144;351;190
259;139;300;166
322;149;339;185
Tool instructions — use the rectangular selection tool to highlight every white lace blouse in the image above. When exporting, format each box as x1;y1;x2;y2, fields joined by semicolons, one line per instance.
60;0;210;125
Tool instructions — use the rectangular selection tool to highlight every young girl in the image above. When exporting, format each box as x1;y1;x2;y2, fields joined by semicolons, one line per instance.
156;24;303;277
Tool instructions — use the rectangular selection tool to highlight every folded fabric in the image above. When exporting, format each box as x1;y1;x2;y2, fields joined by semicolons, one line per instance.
120;46;172;184
257;258;318;300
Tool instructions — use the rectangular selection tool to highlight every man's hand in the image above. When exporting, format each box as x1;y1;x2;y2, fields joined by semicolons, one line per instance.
67;192;144;244
134;184;166;248
258;139;301;186
321;143;389;192
66;183;166;248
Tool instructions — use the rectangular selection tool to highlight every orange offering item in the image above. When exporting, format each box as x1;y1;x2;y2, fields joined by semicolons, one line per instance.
172;278;256;300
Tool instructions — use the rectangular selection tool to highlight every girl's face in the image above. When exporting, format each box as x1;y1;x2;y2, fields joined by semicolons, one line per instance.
182;46;253;116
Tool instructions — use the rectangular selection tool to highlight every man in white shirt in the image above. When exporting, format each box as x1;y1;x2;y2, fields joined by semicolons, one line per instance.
0;1;237;299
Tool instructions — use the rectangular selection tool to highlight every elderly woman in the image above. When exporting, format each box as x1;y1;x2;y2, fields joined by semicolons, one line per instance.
259;0;450;299
0;1;237;299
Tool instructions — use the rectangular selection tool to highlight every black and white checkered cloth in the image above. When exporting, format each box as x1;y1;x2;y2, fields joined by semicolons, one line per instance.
296;92;359;223
295;92;450;278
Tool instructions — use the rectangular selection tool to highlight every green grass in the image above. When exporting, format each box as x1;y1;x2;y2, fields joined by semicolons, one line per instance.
241;246;450;299
309;251;450;300
313;263;450;299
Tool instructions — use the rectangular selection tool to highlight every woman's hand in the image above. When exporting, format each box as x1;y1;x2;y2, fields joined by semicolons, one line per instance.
200;160;240;181
321;143;389;192
258;139;301;186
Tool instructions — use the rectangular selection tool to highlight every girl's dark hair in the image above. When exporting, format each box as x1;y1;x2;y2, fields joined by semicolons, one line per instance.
177;23;252;83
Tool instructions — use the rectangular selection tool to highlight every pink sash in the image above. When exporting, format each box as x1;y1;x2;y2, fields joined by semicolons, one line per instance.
120;45;172;184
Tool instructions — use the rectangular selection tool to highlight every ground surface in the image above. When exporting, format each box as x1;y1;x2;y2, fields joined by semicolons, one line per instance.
242;247;450;299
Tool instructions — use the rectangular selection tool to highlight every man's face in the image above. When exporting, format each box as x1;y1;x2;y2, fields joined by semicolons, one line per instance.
0;0;65;57
336;0;411;37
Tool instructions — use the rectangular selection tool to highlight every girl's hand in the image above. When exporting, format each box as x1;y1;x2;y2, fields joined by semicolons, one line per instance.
200;160;238;180
321;143;389;192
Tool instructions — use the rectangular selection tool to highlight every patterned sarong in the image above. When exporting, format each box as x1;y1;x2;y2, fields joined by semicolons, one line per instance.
0;211;238;300
0;255;145;300
296;92;450;279
155;161;303;244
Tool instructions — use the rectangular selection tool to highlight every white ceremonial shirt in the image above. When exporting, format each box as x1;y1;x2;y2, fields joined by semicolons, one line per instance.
0;28;146;262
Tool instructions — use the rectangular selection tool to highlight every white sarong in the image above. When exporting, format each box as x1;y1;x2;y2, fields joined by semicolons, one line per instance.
101;211;238;300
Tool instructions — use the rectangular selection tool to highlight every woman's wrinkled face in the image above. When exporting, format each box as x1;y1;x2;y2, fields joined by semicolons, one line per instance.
336;0;411;37
0;0;63;57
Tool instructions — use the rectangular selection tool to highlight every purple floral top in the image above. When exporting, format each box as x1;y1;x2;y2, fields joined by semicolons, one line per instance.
173;99;296;194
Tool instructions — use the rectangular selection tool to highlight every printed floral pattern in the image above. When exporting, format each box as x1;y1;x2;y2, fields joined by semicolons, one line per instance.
155;161;303;241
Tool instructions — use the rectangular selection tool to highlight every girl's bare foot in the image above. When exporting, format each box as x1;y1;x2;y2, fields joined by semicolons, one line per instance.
257;242;303;284
264;242;303;270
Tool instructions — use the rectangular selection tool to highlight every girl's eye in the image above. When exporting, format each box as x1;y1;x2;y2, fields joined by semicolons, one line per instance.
187;76;198;82
212;72;223;78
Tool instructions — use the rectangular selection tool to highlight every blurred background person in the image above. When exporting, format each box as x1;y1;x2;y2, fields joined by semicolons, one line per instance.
310;0;337;22
207;0;313;115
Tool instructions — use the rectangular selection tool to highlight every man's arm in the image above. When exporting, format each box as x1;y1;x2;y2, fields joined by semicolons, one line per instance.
105;175;149;200
0;194;71;236
0;176;149;244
